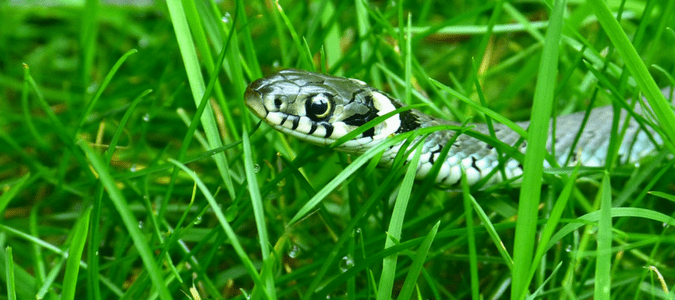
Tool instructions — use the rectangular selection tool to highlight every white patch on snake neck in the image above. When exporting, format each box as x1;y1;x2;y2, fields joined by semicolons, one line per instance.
266;112;284;127
371;92;401;138
295;116;313;134
331;122;349;139
312;125;326;138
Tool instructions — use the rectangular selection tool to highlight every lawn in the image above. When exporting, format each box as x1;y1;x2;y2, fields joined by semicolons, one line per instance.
1;0;675;299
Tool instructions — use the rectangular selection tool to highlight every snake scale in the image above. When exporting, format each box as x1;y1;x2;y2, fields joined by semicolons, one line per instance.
245;69;670;188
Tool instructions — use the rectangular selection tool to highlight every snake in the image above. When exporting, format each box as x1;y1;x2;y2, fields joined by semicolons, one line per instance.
245;69;669;188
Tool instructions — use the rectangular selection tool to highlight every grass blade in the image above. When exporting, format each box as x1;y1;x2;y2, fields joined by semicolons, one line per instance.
242;128;277;299
595;172;612;299
377;140;423;300
77;140;172;300
165;0;236;199
61;207;91;300
397;221;440;300
462;167;479;299
5;246;16;300
588;0;675;152
167;158;272;300
512;0;565;298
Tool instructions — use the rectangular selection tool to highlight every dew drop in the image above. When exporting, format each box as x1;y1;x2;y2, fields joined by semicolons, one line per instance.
193;216;202;225
222;12;231;23
130;164;138;172
138;37;149;48
254;164;260;173
143;113;150;122
288;245;301;258
339;255;354;272
87;82;99;94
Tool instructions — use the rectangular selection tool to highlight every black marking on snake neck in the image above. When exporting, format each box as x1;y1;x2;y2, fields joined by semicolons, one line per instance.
396;111;422;133
343;95;380;130
471;156;481;172
291;116;300;130
308;123;318;135
324;123;334;138
280;115;289;126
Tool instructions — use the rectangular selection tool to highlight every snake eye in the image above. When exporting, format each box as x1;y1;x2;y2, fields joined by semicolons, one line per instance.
306;93;332;120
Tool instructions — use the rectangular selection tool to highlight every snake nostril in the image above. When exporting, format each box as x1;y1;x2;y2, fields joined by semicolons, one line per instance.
274;98;282;108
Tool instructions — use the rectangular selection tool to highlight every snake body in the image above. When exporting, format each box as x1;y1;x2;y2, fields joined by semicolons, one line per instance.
245;69;668;188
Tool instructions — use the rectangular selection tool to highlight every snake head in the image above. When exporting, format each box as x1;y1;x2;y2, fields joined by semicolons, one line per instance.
245;69;413;153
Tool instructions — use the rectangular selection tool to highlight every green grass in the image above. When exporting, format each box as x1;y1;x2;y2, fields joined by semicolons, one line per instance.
1;0;675;299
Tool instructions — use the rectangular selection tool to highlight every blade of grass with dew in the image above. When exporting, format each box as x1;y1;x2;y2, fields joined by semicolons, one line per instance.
317;237;430;299
347;229;356;299
160;18;236;222
512;0;565;298
242;128;277;299
377;140;423;300
461;167;479;300
86;89;151;298
77;140;172;300
300;147;425;300
167;158;272;300
397;221;440;300
183;1;241;138
165;0;236;199
61;207;91;300
595;172;612;298
588;0;675;151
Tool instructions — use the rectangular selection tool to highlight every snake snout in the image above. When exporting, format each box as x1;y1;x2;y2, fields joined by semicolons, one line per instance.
245;79;268;117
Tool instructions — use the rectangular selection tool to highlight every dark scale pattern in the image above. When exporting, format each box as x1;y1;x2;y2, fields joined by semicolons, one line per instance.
397;110;422;133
